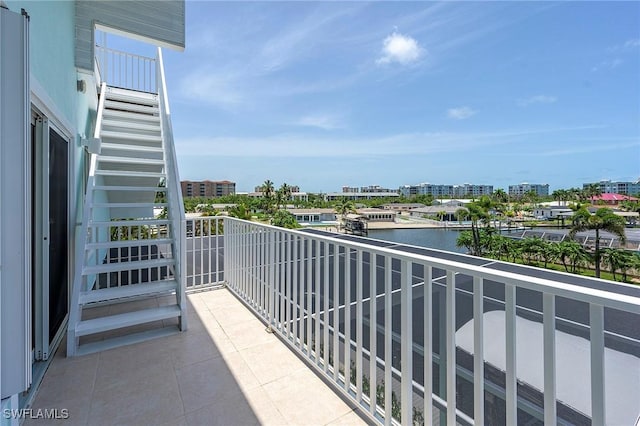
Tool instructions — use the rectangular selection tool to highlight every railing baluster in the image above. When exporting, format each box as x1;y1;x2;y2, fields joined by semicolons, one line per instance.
344;247;351;392
590;304;605;426
307;238;313;355
543;293;557;425
292;235;299;343
446;270;456;426
323;241;330;373
384;255;392;426
401;260;412;426
315;239;321;362
356;249;363;402
505;283;517;426
424;265;433;425
333;243;340;382
369;253;377;416
473;276;484;426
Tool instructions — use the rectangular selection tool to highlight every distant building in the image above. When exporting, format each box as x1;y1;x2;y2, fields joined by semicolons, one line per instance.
286;208;337;224
324;192;400;201
342;185;397;194
382;203;426;212
255;184;301;193
181;180;236;197
508;183;549;198
589;193;638;206
357;208;397;222
583;180;640;196
399;183;493;198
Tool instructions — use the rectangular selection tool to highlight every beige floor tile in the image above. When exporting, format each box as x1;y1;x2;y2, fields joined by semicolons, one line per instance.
264;369;355;425
89;364;183;426
222;318;276;351
239;340;306;385
211;304;261;329
176;354;257;414
94;344;174;390
324;410;368;425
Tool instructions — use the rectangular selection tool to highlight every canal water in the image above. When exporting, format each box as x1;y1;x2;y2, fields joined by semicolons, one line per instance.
369;228;464;253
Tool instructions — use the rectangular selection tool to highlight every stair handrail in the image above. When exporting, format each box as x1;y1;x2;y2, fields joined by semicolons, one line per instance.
156;47;187;329
67;81;107;356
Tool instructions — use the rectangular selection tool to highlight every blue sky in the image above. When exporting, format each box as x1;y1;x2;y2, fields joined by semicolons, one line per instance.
157;1;639;193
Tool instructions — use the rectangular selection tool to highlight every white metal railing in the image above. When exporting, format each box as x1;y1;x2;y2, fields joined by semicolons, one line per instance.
219;217;640;426
157;47;187;329
185;216;224;291
94;45;157;93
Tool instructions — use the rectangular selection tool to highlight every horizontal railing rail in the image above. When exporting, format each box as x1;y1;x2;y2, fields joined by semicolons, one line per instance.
94;45;157;93
221;217;640;426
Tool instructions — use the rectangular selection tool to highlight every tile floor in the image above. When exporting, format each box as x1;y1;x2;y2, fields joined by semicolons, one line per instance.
26;289;368;426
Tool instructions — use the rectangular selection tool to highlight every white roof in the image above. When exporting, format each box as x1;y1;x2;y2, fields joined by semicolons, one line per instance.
456;311;640;425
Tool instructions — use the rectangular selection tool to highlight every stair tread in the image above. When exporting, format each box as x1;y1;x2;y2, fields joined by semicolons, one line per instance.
97;156;165;165
93;185;167;191
104;100;158;115
91;202;167;208
75;326;181;356
79;280;178;305
82;257;174;275
105;90;158;106
75;305;181;336
94;170;166;178
90;219;170;226
103;109;160;122
100;143;164;153
100;130;162;142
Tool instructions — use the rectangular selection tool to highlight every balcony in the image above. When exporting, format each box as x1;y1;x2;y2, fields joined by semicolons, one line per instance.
33;217;640;425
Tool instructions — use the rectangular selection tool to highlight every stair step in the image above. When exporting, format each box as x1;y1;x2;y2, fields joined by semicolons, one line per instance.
103;109;160;123
86;238;173;250
79;280;178;305
104;99;158;115
75;326;180;356
93;185;167;192
105;90;158;107
75;305;181;337
102;119;161;133
100;143;164;154
82;257;174;275
100;130;162;143
94;170;166;178
91;202;167;208
97;156;165;166
90;219;170;227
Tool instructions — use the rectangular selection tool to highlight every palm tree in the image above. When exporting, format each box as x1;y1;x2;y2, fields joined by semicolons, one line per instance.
262;179;275;213
569;208;626;278
556;240;582;272
335;198;356;225
492;189;509;204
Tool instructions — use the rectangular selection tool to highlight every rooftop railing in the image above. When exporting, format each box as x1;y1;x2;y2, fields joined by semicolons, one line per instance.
187;217;640;425
94;44;157;94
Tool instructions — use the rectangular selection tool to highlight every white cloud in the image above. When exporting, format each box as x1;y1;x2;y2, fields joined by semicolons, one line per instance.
591;58;623;72
623;39;640;48
294;114;344;130
517;95;558;107
376;32;424;65
447;106;476;120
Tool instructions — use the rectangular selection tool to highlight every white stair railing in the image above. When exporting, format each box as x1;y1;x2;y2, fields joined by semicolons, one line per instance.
156;47;187;330
67;82;107;356
94;44;157;93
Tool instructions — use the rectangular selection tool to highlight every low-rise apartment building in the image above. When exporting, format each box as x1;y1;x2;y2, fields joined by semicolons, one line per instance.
181;180;236;197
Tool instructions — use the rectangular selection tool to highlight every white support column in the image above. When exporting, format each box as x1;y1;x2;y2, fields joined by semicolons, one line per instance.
446;270;457;426
356;249;363;402
384;256;392;426
473;276;484;426
543;293;557;426
424;265;433;425
590;304;605;426
401;260;413;426
505;284;517;426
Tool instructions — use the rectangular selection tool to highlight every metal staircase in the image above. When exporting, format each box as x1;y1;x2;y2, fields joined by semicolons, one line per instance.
67;48;186;356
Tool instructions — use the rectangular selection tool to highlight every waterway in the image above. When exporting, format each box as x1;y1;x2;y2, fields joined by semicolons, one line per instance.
369;228;464;253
